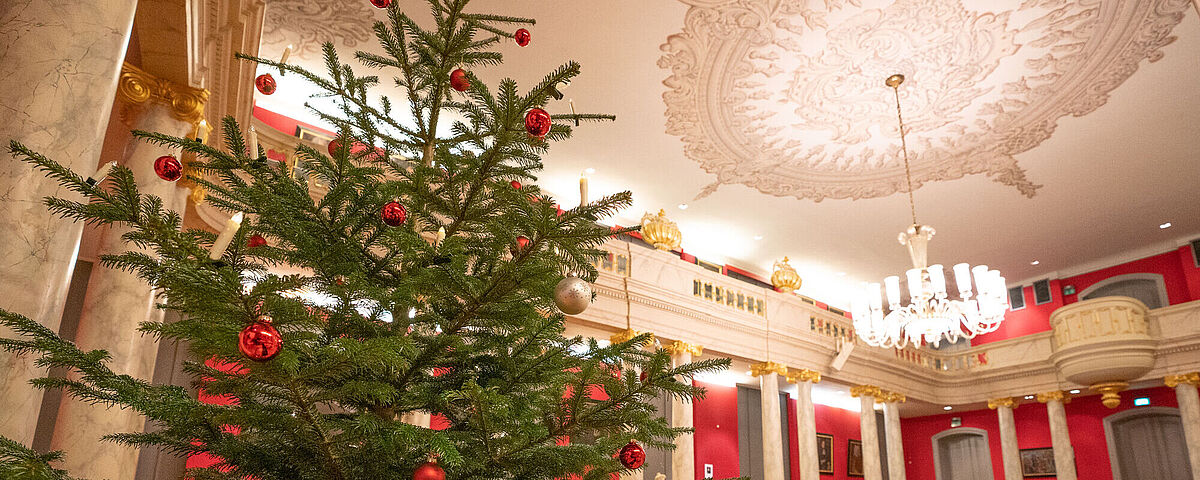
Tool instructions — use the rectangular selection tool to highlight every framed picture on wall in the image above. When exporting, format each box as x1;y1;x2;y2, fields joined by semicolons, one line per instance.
816;433;834;474
847;439;864;477
1019;447;1056;477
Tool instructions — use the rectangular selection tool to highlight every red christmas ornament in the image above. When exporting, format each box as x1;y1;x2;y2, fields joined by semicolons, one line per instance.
524;108;552;138
515;235;531;251
255;73;277;95
619;440;646;469
450;68;470;92
509;180;521;190
514;28;531;47
381;200;407;227
328;138;342;156
370;0;392;8
247;234;267;248
154;155;183;182
639;370;649;383
239;315;283;362
412;460;445;480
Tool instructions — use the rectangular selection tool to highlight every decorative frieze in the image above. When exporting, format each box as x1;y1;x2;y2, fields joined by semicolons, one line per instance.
693;279;765;317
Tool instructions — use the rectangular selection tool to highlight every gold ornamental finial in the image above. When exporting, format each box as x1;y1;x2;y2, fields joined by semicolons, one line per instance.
771;256;803;293
641;209;682;251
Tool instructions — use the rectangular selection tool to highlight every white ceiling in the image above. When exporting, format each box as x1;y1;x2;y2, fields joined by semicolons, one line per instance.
255;0;1200;309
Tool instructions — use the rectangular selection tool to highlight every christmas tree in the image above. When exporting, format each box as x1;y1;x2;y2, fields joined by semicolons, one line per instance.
0;1;729;478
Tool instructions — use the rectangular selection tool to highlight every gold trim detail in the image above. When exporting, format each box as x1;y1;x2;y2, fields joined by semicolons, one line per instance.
1090;381;1128;409
877;391;906;404
850;385;882;398
1036;391;1070;404
641;209;682;251
786;368;821;384
610;328;654;348
662;340;703;357
987;397;1018;410
118;63;209;124
1165;372;1200;388
771;257;803;293
750;361;787;377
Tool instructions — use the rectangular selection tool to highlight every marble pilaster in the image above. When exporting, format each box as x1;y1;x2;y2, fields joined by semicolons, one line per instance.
787;369;821;480
851;385;883;480
989;397;1022;480
0;0;138;444
1037;391;1077;480
48;63;203;480
752;362;787;480
665;341;702;480
1165;373;1200;480
881;392;907;480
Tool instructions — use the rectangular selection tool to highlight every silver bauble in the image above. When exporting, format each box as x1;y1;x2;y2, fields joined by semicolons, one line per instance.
554;276;592;315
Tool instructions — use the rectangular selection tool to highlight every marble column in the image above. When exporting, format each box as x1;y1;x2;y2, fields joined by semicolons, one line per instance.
988;397;1022;480
881;392;907;480
752;362;787;480
1037;391;1077;480
48;63;205;480
0;0;138;445
787;369;821;480
665;341;703;480
851;385;883;480
1166;373;1200;480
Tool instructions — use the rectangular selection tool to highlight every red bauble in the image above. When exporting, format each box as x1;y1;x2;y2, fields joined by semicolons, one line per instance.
412;460;445;480
239;315;282;362
370;0;392;8
639;371;649;383
154;155;183;182
247;234;267;248
524;108;552;138
381;201;407;227
509;180;521;190
515;235;531;251
450;68;470;92
328;138;342;156
619;440;646;469
514;28;531;47
255;73;277;95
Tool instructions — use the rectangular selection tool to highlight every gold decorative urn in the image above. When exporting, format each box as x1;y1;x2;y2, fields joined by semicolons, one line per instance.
641;209;681;251
771;257;803;293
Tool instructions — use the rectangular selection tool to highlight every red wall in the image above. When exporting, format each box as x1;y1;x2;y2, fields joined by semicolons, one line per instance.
901;386;1189;480
693;381;740;479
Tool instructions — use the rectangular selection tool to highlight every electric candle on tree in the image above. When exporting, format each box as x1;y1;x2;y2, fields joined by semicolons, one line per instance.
87;161;117;186
579;174;588;207
209;211;244;260
248;126;259;158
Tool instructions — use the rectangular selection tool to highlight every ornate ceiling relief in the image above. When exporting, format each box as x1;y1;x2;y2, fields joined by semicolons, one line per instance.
659;0;1190;202
262;0;376;54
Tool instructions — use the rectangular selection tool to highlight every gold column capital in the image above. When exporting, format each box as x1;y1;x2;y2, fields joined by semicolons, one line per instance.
850;385;882;398
786;368;821;384
610;328;654;348
662;340;703;357
987;397;1019;410
1165;372;1200;388
1036;391;1071;404
750;361;787;377
118;62;209;124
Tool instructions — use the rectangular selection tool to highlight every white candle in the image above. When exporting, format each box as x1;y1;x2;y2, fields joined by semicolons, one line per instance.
197;119;208;143
569;99;579;126
435;226;446;247
248;126;259;158
579;174;588;207
87;161;116;185
280;45;292;64
209;211;245;260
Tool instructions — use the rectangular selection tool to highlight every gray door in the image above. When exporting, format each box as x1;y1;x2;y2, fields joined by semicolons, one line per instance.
643;391;672;479
933;429;991;480
736;386;792;480
1108;409;1192;480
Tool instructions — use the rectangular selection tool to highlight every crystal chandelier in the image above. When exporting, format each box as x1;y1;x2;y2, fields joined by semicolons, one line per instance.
850;74;1009;349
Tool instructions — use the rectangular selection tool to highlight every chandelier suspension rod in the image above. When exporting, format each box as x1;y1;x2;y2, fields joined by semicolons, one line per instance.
889;77;918;226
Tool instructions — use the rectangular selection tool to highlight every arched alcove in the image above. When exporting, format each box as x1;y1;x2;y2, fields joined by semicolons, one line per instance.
931;427;992;480
1103;406;1193;480
1079;273;1169;309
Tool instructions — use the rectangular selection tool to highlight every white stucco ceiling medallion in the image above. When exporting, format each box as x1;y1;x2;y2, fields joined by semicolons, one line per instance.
660;0;1191;202
263;0;377;54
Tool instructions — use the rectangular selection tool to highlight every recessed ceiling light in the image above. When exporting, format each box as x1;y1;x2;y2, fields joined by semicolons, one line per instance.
584;167;595;174
753;235;763;241
943;406;953;411
678;203;688;210
745;370;753;376
1030;260;1040;265
1069;389;1080;394
1160;222;1172;229
1024;395;1035;400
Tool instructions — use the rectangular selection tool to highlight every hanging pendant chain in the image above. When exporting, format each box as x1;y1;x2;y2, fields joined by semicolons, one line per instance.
892;85;918;226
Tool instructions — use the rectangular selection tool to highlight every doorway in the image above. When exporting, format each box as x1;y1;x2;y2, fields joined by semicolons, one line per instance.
931;427;992;480
1104;407;1192;480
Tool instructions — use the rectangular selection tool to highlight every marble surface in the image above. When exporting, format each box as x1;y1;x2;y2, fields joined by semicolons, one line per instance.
795;381;820;480
669;350;695;480
1045;399;1078;480
859;395;883;480
996;405;1023;480
48;104;190;480
759;372;785;480
883;402;907;480
1172;383;1200;480
0;0;137;445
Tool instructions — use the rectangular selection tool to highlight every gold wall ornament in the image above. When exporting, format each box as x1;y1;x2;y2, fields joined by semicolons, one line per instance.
662;340;703;357
877;391;906;404
117;63;209;124
641;209;681;251
610;328;654;348
987;397;1019;410
1165;372;1200;387
1036;391;1070;404
1090;381;1129;409
850;385;882;398
786;368;821;384
771;257;803;293
750;361;787;377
